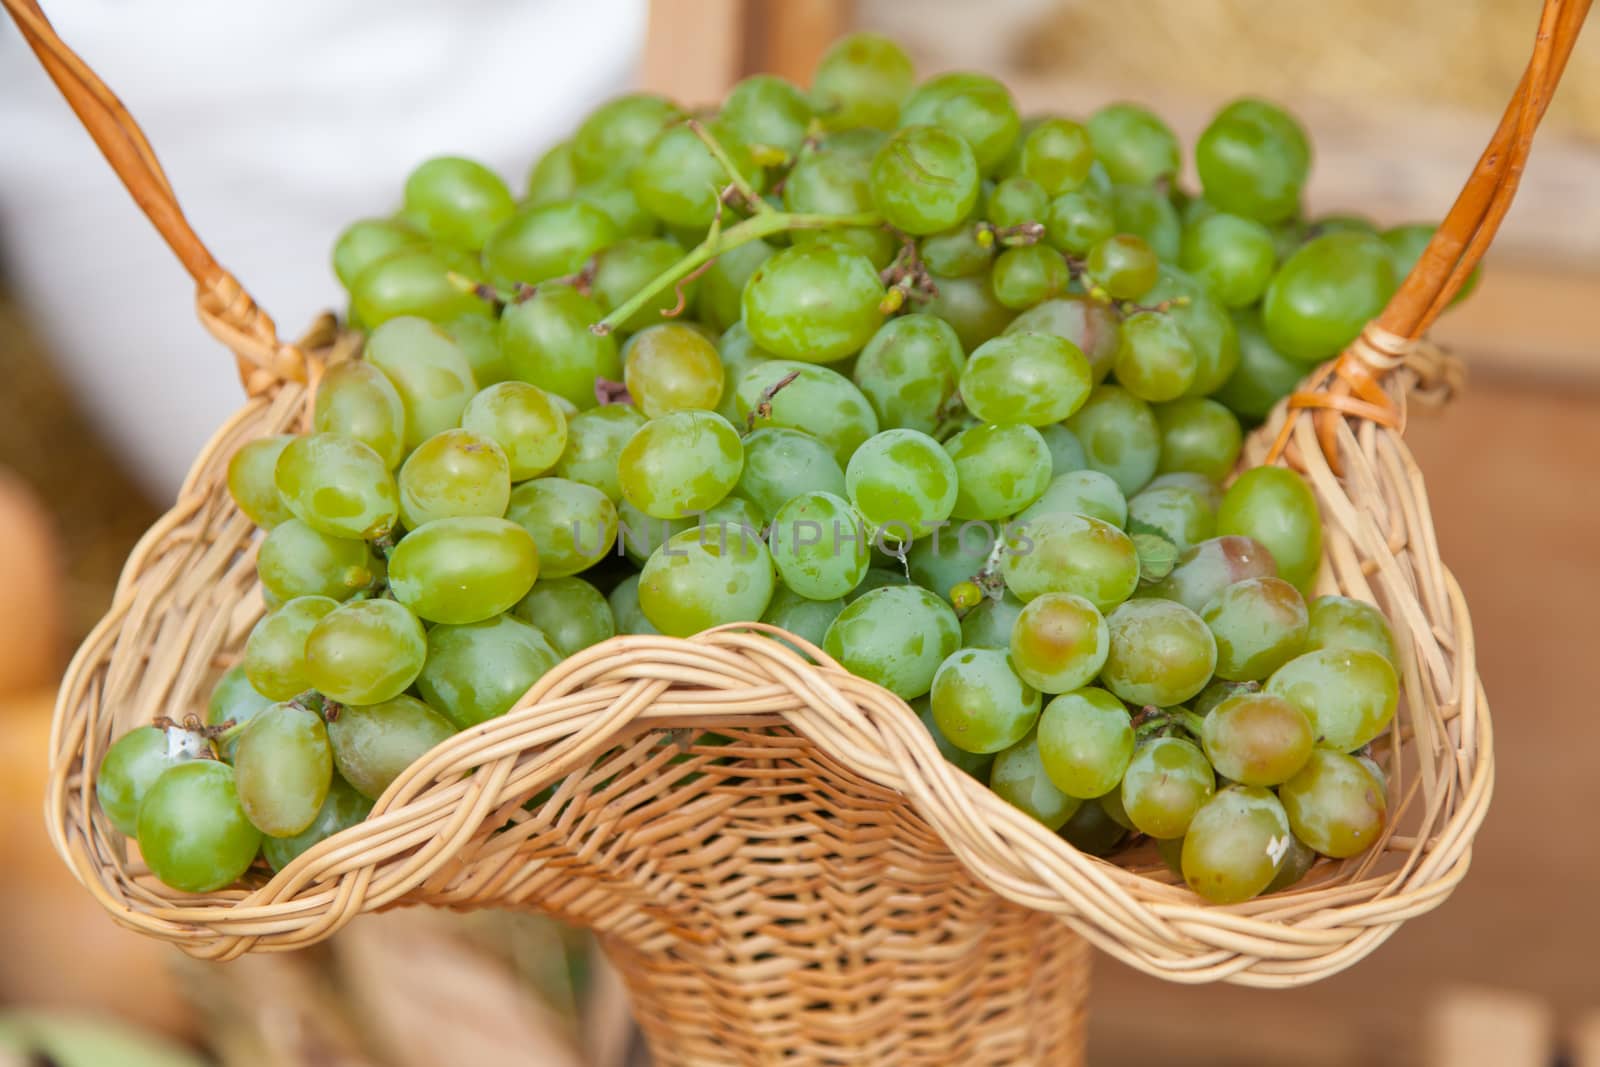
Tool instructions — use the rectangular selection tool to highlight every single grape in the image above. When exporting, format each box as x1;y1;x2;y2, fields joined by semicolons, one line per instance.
96;725;208;838
986;177;1049;230
735;428;846;524
442;314;509;386
912;696;995;780
397;429;510;529
364;317;479;449
852;314;965;436
905;526;992;602
1217;466;1322;592
1101;599;1217;706
257;520;379;603
811;32;915;131
327;695;457;800
609;573;659;635
899;72;1020;175
1086;103;1180;186
1064;384;1161;496
960;593;1025;651
768;492;871;600
845;429;959;543
919;221;993;278
403;157;515;250
1004;296;1121;383
1085;234;1158;301
1010;594;1109;695
639;525;776;636
387;516;539;624
228;435;295;528
723;73;814;161
526;140;578;205
922;270;1017;351
991;244;1070;309
1114;311;1197;402
483;201;618;288
961;332;1092;426
262;776;373;873
1201;576;1309;681
313;362;407;470
332;218;425;291
742;245;886;362
738;361;880;466
1181;212;1276;308
1017;469;1127;527
697;239;775;332
1263;832;1318;893
826;586;961;700
990;731;1082;829
1279;748;1387;859
928;647;1041;753
513;576;615;656
1142;267;1242;398
623;323;725;417
1267;648;1399;752
783;146;897;267
244;596;339;700
1262;231;1398;363
555;404;645;500
1154;397;1242;484
618;411;743;520
304;598;427;706
136;761;262;892
1181;785;1293;903
273;433;398;541
572;173;655;238
416;614;561;728
499;284;621;411
1045;189;1116;257
1099;784;1137;831
763;585;846;649
1196;98;1310;223
1036;686;1133;798
1305;595;1398;668
1060;794;1129;856
234;702;334;838
633;119;759;230
1140;534;1277;612
1110;184;1181;261
1019;118;1093;195
1038;424;1088;476
1127;484;1215;554
944;422;1052;520
505;476;619;577
349;248;490;328
1120;737;1215;839
1201;692;1314;786
460;381;568;481
1002;512;1139;611
572;93;683;181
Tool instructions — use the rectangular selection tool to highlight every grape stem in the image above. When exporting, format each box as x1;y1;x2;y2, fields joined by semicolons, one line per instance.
743;370;802;432
689;119;769;215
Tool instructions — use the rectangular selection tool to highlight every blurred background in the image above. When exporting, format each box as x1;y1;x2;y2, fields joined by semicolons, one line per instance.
0;1;1596;1064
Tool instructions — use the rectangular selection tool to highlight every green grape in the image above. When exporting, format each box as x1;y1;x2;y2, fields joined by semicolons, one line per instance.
555;404;644;500
1085;234;1158;301
1305;595;1398;667
1017;469;1127;527
991;244;1070;309
1381;223;1480;305
768;491;871;600
852;314;965;436
1037;687;1133;797
1099;784;1136;831
811;32;915;131
1263;231;1398;364
416;614;560;728
461;381;568;482
616;499;694;566
944;422;1051;520
1191;678;1254;718
724;73;814;161
572;174;655;238
273;433;398;541
990;731;1081;829
1044;189;1116;256
1140;534;1277;612
922;270;1017;350
397;429;511;529
717;321;775;423
919;221;992;278
623;324;724;417
742;245;885;362
609;574;659;635
1215;309;1305;420
1009;590;1109;694
1114;311;1197;402
617;411;743;519
825;586;961;700
986;177;1049;229
1145;471;1223;511
1101;599;1217;706
1004;296;1121;384
262;777;372;873
349;248;490;328
1181;212;1276;308
1263;832;1318;893
1141;267;1241;397
1120;737;1214;839
234;702;333;837
1279;749;1387;858
506;476;619;576
97;725;207;838
442;314;510;387
1019;118;1093;195
303;598;427;706
1003;512;1138;611
905;527;990;602
228;435;295;528
823;127;891;159
961;332;1091;426
1217;466;1322;592
1060;793;1129;856
136;761;261;893
900;72;1020;175
1201;691;1314;787
735;428;846;523
1110;185;1181;261
244;596;339;700
1267;648;1399;752
639;526;775;636
1127;484;1215;554
960;593;1024;650
866;124;981;236
257;519;380;602
403;157;515;250
1196;98;1310;224
207;665;276;735
1181;785;1292;903
1086;103;1179;186
332;218;425;290
364;317;479;449
633;119;759;231
1201;576;1308;681
526;140;579;205
697;239;775;332
589;236;691;333
928;647;1040;753
762;585;845;649
500;284;622;410
736;360;879;465
572;93;684;181
327;695;457;800
388;516;539;624
513;576;615;656
783;147;897;267
1154;397;1242;484
845;429;958;542
484;201;619;288
1038;424;1088;476
313;362;407;469
913;697;995;779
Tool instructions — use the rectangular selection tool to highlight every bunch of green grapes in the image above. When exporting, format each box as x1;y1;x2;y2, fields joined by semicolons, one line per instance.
98;32;1425;904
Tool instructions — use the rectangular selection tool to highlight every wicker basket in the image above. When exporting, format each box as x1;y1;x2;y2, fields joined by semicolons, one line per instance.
10;0;1589;1062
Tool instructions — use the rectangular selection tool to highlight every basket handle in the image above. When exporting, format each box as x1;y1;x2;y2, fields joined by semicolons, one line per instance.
1277;0;1591;467
1;0;307;396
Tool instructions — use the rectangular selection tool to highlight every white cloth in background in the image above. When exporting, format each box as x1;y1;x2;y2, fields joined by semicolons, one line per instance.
0;1;647;499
